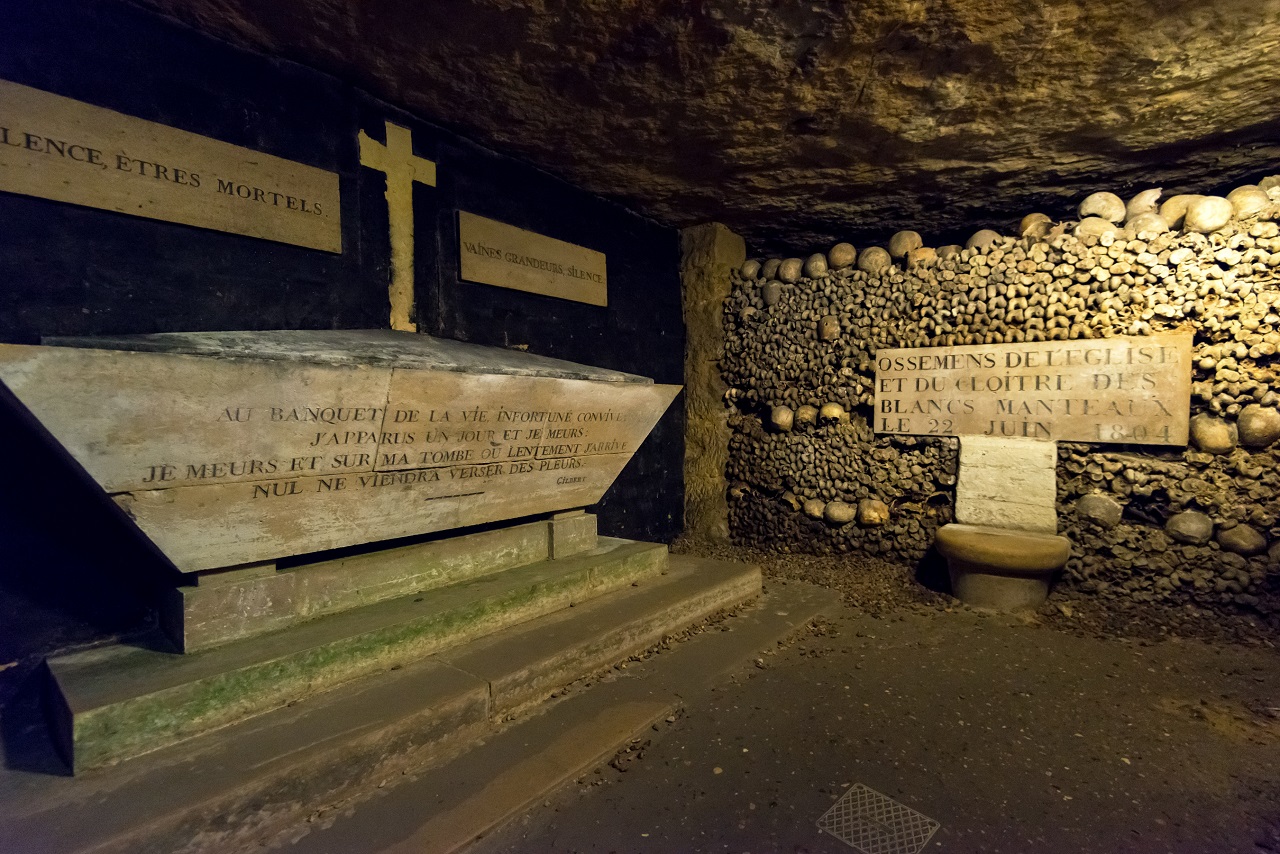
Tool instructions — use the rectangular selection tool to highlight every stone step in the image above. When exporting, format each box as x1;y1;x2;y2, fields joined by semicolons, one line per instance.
47;537;670;772
287;579;842;854
0;554;766;854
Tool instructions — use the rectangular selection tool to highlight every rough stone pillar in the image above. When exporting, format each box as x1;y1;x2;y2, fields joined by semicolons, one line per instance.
680;222;745;541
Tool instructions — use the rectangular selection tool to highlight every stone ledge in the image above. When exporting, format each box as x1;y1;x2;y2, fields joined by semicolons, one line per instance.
164;518;565;652
48;537;666;773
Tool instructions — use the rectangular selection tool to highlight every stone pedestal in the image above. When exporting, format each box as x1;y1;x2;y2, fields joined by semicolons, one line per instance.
0;330;689;774
936;523;1070;611
48;528;679;772
938;436;1070;611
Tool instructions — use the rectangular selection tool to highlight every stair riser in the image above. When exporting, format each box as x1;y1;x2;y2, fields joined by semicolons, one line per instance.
487;573;762;716
168;520;557;653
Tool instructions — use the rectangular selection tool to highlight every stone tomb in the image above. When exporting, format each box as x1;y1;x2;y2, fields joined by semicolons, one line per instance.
0;330;677;573
0;330;681;648
0;331;754;774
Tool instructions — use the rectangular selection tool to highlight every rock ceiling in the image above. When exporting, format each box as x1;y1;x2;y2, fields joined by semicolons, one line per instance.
134;0;1280;253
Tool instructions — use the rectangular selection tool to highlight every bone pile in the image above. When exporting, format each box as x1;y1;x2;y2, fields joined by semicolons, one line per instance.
721;179;1280;613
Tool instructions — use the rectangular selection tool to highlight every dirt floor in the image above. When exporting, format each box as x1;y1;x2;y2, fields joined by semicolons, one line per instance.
672;538;1280;647
471;543;1280;854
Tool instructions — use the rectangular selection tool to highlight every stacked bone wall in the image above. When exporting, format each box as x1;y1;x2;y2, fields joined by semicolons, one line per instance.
722;182;1280;614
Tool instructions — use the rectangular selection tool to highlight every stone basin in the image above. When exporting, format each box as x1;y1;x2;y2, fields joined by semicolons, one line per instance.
935;523;1071;611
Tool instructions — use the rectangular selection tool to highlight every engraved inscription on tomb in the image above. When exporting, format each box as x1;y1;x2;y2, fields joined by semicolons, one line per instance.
874;333;1193;445
0;345;677;571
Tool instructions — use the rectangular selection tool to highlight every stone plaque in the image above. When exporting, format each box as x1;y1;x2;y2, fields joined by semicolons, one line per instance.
0;79;341;252
0;331;677;572
874;332;1193;445
458;211;607;306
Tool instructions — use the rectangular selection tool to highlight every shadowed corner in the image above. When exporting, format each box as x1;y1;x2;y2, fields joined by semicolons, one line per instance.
914;542;952;597
0;663;71;776
0;383;173;772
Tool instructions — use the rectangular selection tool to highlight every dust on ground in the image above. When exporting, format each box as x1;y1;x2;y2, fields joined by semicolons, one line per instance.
476;598;1280;854
673;535;1280;648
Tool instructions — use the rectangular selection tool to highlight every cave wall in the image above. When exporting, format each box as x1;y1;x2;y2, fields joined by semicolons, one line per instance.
681;223;745;541
126;0;1280;253
722;181;1280;615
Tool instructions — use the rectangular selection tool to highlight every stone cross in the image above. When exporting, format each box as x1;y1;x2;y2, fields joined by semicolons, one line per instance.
358;121;437;332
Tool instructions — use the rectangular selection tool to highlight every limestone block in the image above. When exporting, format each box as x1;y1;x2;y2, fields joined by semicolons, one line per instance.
549;510;598;559
954;435;1057;533
164;519;554;651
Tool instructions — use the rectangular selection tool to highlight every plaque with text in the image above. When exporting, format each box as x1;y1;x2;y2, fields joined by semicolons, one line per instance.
458;211;607;306
0;332;677;572
0;79;341;252
874;333;1193;445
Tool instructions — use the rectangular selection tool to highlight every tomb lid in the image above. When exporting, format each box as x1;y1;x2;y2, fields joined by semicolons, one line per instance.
43;329;652;385
2;331;679;572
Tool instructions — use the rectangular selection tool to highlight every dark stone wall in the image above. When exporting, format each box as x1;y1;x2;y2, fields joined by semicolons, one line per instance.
0;0;683;671
0;0;684;551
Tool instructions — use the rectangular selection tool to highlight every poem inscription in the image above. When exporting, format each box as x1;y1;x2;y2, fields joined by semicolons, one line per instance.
874;332;1193;445
0;345;677;571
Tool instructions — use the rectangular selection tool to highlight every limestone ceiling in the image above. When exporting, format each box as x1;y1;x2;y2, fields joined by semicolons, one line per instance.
133;0;1280;253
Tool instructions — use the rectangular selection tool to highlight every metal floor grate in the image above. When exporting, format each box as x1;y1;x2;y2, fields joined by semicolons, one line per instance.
817;783;940;854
